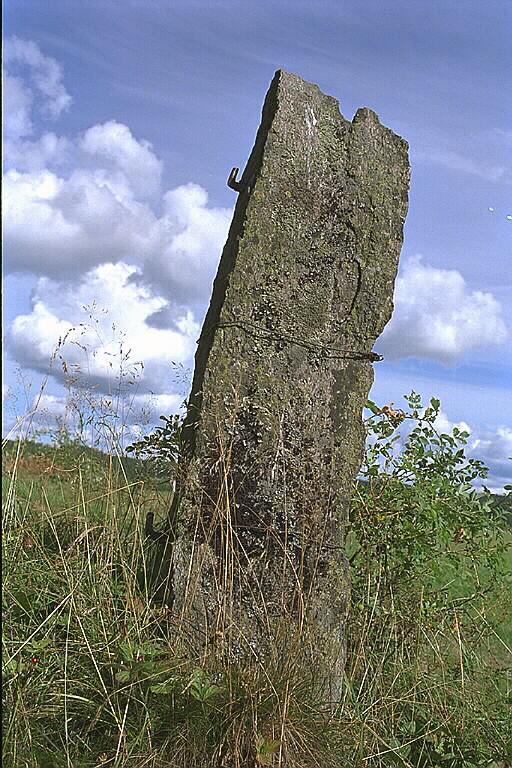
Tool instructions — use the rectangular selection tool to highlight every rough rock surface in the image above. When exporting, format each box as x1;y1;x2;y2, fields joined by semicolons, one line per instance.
163;70;409;695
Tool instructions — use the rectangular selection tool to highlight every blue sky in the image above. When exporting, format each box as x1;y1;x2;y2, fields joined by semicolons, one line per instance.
3;0;511;488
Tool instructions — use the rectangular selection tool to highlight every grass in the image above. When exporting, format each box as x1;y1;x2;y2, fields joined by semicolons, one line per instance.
2;437;512;767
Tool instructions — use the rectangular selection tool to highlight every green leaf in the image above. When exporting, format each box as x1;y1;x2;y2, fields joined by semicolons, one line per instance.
3;657;19;677
256;733;281;765
150;679;179;695
187;667;224;703
115;669;131;683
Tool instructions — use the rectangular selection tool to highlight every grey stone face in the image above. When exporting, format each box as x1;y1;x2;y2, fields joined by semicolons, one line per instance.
161;70;409;694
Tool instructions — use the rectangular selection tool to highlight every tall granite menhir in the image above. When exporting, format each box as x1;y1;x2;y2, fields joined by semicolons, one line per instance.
164;70;409;694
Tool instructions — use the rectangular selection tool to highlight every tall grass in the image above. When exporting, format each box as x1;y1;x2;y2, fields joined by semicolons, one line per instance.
2;439;347;767
2;383;511;766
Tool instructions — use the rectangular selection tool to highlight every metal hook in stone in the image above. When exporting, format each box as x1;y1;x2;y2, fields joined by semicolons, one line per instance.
227;167;243;192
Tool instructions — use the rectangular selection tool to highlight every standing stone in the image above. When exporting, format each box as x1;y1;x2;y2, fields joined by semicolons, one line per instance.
163;70;409;697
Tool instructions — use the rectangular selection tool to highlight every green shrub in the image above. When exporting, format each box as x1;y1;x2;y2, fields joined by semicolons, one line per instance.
344;393;511;765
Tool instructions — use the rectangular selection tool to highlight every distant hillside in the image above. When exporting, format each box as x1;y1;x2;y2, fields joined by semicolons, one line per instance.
3;437;510;521
2;438;145;484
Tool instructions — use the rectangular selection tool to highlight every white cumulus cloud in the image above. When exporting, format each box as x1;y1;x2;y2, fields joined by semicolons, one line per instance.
3;36;71;121
7;262;199;397
378;256;508;364
5;131;72;173
3;37;73;173
3;36;231;296
433;410;471;437
470;426;512;491
137;183;232;309
3;72;34;140
80;120;162;199
3;167;157;277
3;35;232;426
3;166;231;305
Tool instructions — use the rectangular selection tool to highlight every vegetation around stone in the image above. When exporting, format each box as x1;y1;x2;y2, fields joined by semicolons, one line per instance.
2;392;511;767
